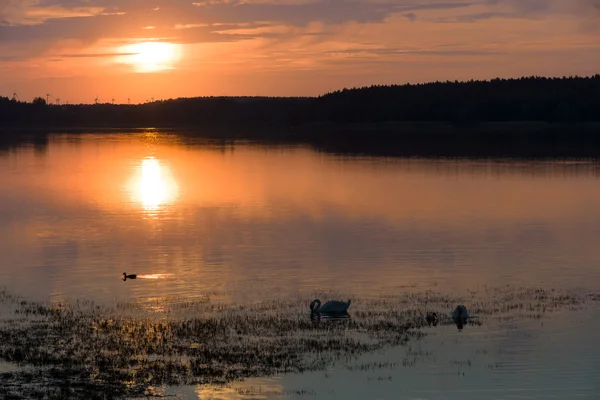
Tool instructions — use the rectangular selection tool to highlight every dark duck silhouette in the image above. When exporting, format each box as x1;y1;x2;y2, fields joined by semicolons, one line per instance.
425;312;439;326
122;272;137;281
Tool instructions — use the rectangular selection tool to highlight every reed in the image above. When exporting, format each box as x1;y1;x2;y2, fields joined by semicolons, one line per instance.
0;286;597;399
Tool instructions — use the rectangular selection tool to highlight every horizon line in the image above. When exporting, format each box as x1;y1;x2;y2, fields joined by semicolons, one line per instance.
6;73;600;105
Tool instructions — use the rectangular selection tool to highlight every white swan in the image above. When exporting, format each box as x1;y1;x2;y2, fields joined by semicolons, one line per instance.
310;299;351;314
452;305;469;322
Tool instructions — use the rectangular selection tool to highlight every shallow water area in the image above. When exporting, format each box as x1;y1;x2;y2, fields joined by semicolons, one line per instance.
146;303;600;400
1;284;598;399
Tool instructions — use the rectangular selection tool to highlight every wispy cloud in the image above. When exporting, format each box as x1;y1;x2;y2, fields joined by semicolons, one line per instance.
326;46;504;57
174;23;209;30
1;1;104;26
58;52;139;57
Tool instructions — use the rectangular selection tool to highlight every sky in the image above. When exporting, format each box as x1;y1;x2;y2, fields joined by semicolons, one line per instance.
0;0;599;104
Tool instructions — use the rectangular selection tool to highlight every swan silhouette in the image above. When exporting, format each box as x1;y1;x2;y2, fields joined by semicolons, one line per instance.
310;299;351;314
452;305;469;330
122;272;137;281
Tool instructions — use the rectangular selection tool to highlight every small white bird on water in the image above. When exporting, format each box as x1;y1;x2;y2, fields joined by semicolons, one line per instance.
310;299;351;314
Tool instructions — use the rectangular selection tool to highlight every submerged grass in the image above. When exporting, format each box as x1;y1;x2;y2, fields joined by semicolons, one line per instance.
0;286;597;399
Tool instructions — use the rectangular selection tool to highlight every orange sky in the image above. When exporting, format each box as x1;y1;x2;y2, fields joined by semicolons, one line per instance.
1;0;599;104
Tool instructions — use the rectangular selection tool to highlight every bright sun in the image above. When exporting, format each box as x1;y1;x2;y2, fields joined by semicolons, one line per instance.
119;42;181;73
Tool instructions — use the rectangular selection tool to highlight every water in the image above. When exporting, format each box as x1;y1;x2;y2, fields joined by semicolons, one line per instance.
1;132;600;398
151;307;600;400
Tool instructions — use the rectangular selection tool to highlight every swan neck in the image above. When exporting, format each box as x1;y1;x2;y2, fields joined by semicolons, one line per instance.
310;299;321;311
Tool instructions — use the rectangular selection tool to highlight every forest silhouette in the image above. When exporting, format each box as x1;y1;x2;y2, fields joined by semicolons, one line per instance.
2;75;599;128
2;75;600;158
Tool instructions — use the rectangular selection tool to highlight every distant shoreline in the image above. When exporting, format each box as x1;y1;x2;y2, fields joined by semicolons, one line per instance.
2;120;600;134
2;76;600;131
3;121;600;159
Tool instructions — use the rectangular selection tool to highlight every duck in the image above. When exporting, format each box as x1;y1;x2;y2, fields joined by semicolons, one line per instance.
122;272;137;281
425;312;438;326
310;299;351;314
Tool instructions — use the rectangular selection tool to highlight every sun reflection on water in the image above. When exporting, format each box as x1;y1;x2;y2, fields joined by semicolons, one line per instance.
195;377;284;399
129;157;178;211
135;273;174;280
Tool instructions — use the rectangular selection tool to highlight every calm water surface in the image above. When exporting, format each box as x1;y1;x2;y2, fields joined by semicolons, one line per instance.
1;132;600;398
1;133;600;304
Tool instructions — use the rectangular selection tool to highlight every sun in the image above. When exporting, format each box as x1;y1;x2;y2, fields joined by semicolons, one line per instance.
119;42;181;73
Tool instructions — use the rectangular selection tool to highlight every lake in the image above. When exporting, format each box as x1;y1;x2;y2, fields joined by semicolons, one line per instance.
0;131;599;399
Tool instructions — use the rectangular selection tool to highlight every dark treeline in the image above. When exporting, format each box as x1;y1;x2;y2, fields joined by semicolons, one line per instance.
0;96;306;128
1;75;600;129
316;75;600;123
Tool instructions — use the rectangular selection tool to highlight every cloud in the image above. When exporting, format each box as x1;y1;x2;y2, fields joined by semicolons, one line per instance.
26;5;104;23
0;55;22;62
426;0;600;23
486;0;600;16
174;23;210;29
403;13;418;22
0;0;480;53
0;1;104;26
58;52;139;57
576;0;600;17
189;0;476;25
326;46;503;57
0;0;37;25
433;11;520;23
3;0;479;29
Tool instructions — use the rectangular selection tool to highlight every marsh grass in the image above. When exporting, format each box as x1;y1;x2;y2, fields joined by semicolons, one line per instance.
0;286;597;399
